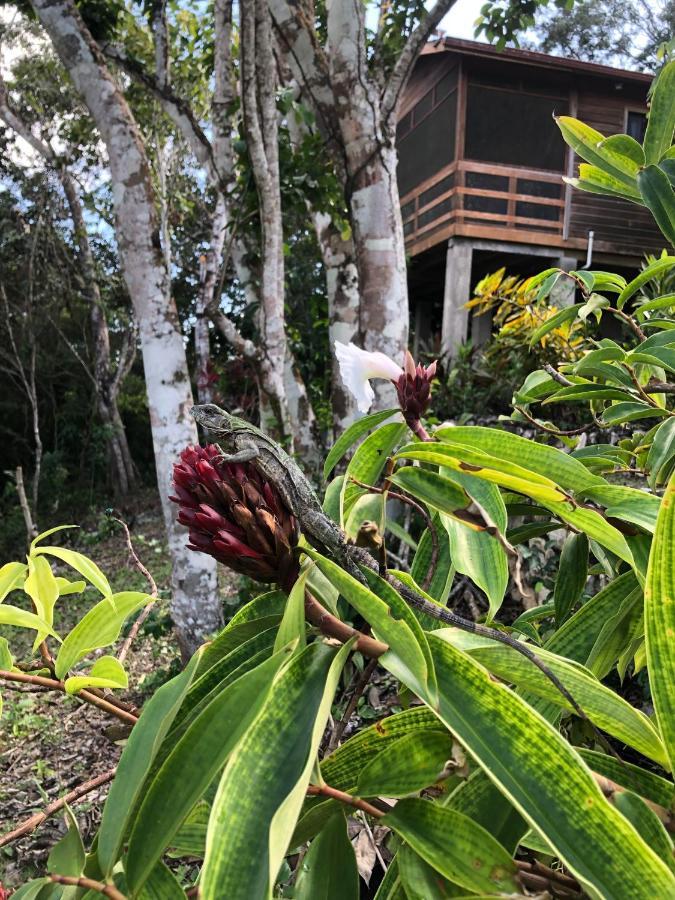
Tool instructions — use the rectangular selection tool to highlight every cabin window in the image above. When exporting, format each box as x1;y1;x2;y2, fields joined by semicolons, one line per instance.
625;110;647;143
397;89;457;197
464;85;567;171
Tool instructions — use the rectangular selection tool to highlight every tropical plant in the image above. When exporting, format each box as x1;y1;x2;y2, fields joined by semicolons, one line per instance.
3;40;675;900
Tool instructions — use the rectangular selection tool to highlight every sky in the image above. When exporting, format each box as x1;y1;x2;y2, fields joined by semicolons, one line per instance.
439;0;488;41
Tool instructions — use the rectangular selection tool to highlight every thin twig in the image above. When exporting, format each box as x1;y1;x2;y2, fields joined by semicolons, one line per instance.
515;405;592;437
0;670;138;725
348;476;438;590
110;513;158;664
306;783;385;819
327;658;379;753
0;767;116;848
543;363;574;387
49;874;125;900
609;307;646;342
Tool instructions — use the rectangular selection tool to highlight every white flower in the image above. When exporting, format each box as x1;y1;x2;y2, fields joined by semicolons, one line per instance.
334;341;403;413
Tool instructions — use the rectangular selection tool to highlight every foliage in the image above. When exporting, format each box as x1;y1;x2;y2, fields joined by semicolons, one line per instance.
2;13;675;900
523;0;675;70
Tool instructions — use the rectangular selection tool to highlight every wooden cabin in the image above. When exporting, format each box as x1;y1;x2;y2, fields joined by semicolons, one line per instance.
398;38;667;355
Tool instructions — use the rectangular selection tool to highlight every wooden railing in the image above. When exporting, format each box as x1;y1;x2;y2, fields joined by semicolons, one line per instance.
400;159;565;249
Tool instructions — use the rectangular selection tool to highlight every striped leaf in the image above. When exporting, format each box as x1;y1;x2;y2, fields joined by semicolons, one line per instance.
201;641;351;898
341;423;407;523
645;470;675;771
294;812;359;900
643;60;675;165
323;408;398;480
384;799;520;895
98;649;203;875
125;651;288;891
410;634;675;898
356;731;455;798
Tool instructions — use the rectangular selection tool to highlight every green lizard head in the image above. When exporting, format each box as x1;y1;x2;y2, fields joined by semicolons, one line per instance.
190;403;235;437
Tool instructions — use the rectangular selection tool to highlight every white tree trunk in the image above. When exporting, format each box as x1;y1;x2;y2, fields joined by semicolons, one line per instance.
31;0;221;658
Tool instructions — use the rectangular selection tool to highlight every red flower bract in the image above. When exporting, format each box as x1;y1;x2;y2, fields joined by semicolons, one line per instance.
170;444;300;591
394;351;437;432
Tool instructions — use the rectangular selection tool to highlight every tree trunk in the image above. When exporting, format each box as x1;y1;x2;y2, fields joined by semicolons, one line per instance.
32;0;221;658
313;212;361;434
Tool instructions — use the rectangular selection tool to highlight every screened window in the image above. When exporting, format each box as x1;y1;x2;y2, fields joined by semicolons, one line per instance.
397;91;457;197
626;110;647;143
465;85;567;171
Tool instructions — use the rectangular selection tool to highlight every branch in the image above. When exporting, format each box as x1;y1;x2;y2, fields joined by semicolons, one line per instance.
381;0;457;123
0;768;116;848
102;44;220;185
327;657;379;752
110;320;138;398
0;670;138;725
543;363;574;387
306;782;386;819
49;875;125;900
111;514;158;664
304;590;387;659
0;72;56;161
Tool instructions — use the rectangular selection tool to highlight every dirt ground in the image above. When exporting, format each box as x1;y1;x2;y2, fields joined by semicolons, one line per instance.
0;492;241;889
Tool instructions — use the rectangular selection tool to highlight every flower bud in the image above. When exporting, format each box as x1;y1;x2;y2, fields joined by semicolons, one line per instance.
394;351;437;436
170;445;299;591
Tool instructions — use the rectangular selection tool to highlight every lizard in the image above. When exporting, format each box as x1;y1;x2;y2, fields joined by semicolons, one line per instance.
190;403;610;739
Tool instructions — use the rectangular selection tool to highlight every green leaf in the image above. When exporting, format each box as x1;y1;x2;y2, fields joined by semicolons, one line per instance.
617;255;675;308
648;418;675;488
294;812;359;900
228;590;286;626
388;467;470;517
410;516;454;604
55;577;86;596
639;165;675;246
30;524;78;550
528;303;584;346
24;554;59;644
614;791;674;871
417;634;675;898
397;844;458;900
544;383;633;403
553;532;589;624
602;401;667;424
323;409;398;480
581;484;661;534
556;116;640;186
47;805;85;878
578;749;675;808
0;604;59;640
34;546;112;597
601;134;646;167
307;549;432;700
274;568;308;653
440;471;508;621
0;562;27;603
395;443;567;505
585;585;642;679
125;651;287;892
644;470;675;771
0;636;13;670
383;799;520;895
200;641;351;899
136;860;186;900
546;572;640;663
541;501;634;567
567;166;642;202
356;731;455;798
341;423;407;522
97;650;203;875
64;655;128;695
55;591;152;679
442;630;668;766
643;59;675;165
432;425;602;493
195;615;282;679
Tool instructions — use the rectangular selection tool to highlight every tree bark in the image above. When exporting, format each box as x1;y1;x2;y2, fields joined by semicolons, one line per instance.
31;0;221;657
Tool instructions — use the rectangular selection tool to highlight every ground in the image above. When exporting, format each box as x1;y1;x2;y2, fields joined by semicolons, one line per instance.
0;491;241;889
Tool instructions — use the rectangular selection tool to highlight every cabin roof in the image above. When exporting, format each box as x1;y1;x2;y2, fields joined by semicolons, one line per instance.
422;36;653;84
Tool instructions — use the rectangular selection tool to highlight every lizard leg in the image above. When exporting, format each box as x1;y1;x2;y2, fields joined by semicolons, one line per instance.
213;448;260;464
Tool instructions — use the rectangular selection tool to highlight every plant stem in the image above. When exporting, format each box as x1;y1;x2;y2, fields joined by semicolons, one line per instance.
49;874;125;900
110;513;158;663
0;670;138;725
327;657;379;752
304;592;387;659
306;783;384;819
